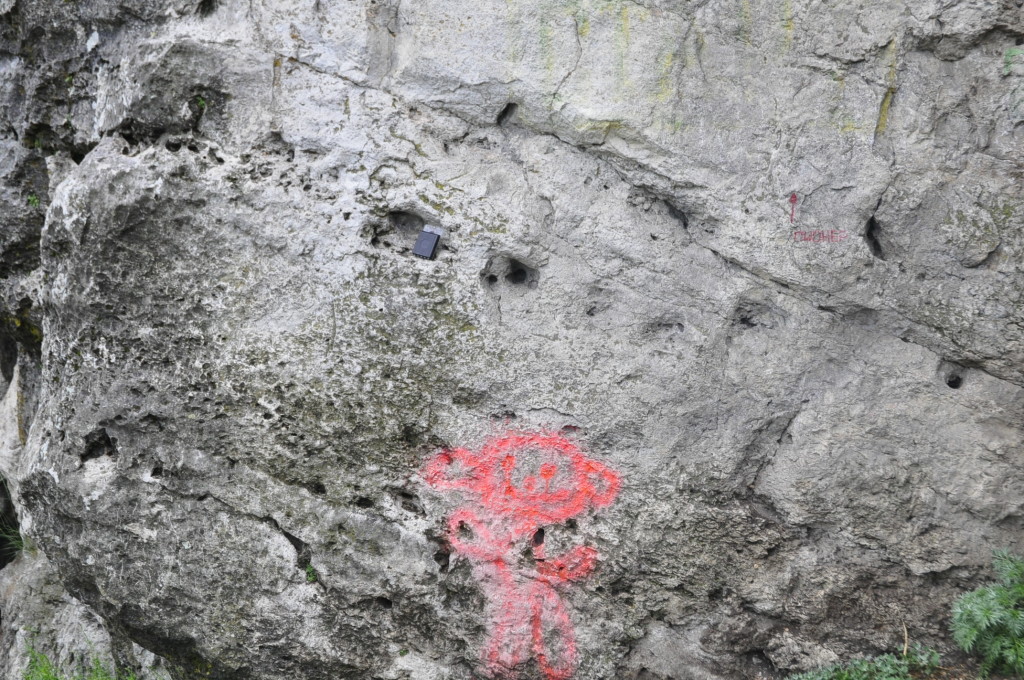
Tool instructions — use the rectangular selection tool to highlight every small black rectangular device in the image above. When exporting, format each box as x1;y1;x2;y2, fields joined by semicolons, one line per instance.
412;230;441;259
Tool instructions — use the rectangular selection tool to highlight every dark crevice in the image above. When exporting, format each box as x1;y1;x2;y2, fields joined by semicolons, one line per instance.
270;519;311;569
665;200;689;229
393;489;424;515
80;428;117;463
197;0;217;16
0;332;15;384
864;215;885;260
433;547;450;572
387;210;425;233
496;102;518;127
504;258;537;287
506;261;529;284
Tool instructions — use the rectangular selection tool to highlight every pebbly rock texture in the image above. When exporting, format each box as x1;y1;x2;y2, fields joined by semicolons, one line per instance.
1;0;1023;679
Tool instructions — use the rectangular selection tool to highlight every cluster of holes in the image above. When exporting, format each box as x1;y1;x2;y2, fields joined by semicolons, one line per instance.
481;257;539;291
164;137;225;164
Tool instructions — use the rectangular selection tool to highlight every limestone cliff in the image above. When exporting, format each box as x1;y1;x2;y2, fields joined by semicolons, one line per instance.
0;0;1022;678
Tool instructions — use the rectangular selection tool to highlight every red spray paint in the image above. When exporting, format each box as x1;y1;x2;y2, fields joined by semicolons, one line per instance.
789;192;798;223
422;432;621;679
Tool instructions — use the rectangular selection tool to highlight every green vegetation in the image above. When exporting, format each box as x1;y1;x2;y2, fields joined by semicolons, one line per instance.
305;564;318;583
0;520;36;559
952;549;1024;677
787;644;940;680
194;96;207;111
27;194;40;208
24;647;136;680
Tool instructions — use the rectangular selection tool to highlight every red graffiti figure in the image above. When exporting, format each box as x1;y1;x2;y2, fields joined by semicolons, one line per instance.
789;192;799;223
423;432;620;680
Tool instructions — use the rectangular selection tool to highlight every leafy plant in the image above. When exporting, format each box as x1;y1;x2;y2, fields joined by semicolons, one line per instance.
194;95;206;111
24;646;137;680
27;194;40;208
305;564;318;583
787;644;940;680
952;549;1024;677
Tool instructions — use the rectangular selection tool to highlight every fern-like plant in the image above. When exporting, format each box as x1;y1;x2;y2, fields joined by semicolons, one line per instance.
786;644;940;680
951;549;1024;677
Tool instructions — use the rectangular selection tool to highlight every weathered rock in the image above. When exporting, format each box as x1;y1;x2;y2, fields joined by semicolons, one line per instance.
0;0;1022;679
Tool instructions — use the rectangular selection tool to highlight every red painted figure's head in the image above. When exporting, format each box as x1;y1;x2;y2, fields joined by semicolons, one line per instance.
422;431;620;532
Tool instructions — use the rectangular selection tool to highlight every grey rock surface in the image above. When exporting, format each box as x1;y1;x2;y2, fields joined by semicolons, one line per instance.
0;0;1022;679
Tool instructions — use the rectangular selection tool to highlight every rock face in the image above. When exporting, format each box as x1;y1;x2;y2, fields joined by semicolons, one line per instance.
0;0;1023;678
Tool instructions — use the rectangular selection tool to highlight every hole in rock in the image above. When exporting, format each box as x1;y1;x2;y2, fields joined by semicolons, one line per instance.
80;428;117;463
864;215;885;260
504;259;537;287
532;528;545;547
354;496;375;509
164;140;181;152
666;200;689;229
506;264;528;284
496;102;518;127
375;596;393;609
395;490;423;515
387;210;425;234
151;464;163;478
433;548;450;572
485;274;498;286
309;481;326;495
946;374;963;389
197;0;217;16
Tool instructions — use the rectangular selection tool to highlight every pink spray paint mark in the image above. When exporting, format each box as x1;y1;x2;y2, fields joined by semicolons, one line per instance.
789;192;798;223
422;431;621;679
